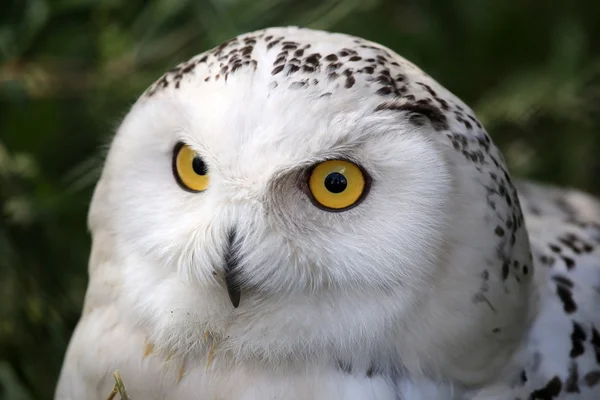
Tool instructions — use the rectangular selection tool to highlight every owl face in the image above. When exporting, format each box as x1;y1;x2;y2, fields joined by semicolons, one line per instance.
98;75;452;307
89;27;533;383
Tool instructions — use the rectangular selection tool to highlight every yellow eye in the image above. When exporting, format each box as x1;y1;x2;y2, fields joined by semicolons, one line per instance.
173;143;210;192
308;160;368;211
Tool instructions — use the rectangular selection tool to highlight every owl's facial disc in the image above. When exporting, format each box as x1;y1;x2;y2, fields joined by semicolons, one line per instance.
171;140;377;307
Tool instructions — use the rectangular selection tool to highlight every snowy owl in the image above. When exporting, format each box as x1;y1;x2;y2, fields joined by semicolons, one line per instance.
55;27;600;400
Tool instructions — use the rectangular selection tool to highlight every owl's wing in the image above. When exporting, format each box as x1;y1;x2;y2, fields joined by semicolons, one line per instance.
516;180;600;223
54;302;199;400
54;239;193;400
475;180;600;399
54;303;151;399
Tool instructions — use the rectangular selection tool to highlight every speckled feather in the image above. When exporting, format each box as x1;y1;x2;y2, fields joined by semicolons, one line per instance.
55;27;600;400
494;182;600;399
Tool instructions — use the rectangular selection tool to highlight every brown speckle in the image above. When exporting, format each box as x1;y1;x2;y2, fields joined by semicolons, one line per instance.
177;362;186;383
143;342;155;360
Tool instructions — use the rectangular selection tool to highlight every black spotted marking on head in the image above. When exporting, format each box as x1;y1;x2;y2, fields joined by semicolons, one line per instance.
267;36;283;50
376;86;393;96
145;33;261;95
272;65;285;75
326;61;342;73
289;80;308;90
287;64;300;75
570;321;586;358
345;75;356;88
305;53;321;64
416;82;452;113
281;41;299;50
274;51;288;65
528;376;562;399
374;100;449;131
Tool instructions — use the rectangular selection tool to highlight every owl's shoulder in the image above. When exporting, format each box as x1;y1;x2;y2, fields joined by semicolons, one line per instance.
482;181;600;399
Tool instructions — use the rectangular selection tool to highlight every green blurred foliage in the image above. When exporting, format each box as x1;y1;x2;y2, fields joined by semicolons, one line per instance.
1;0;600;398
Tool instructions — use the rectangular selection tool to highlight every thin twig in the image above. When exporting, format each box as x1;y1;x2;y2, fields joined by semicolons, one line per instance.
113;370;131;400
106;385;118;400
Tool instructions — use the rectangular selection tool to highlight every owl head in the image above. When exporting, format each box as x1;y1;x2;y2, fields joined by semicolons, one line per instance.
87;27;535;386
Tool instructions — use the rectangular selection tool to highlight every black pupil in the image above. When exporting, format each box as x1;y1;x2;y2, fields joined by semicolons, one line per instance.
324;172;347;193
192;156;208;175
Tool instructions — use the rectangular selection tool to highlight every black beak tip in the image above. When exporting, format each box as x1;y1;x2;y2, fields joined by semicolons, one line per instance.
225;228;241;308
226;281;241;308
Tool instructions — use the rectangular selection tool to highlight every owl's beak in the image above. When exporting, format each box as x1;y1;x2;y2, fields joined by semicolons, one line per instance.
224;229;241;308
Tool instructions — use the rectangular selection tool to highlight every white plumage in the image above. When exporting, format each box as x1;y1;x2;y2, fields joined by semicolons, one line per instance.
55;27;600;399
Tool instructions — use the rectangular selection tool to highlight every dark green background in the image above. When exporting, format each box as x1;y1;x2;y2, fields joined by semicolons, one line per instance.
1;0;600;398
